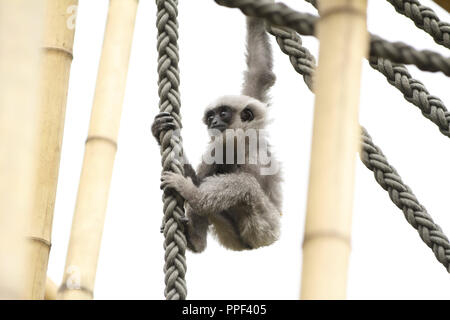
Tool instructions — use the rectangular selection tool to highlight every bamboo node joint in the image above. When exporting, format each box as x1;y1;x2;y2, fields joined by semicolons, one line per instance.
27;236;52;249
42;46;74;59
85;135;118;150
302;231;352;249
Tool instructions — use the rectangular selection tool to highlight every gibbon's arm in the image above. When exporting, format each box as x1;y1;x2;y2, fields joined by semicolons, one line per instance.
151;112;199;184
241;17;276;103
161;171;278;217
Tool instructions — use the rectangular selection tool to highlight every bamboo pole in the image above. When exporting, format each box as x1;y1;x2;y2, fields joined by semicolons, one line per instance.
44;278;58;300
26;0;78;300
58;0;138;300
432;0;450;13
0;0;44;299
300;0;368;299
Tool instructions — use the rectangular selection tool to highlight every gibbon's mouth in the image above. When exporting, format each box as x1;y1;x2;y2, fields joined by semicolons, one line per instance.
210;125;227;132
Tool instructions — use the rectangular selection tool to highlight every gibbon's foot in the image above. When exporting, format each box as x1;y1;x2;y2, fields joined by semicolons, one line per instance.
159;215;189;234
177;215;189;225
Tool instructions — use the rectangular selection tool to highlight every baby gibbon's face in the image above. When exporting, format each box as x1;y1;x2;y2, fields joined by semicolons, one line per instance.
203;105;255;132
203;95;268;133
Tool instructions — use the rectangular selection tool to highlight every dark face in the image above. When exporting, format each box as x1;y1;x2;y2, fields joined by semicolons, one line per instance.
204;105;255;132
204;106;234;132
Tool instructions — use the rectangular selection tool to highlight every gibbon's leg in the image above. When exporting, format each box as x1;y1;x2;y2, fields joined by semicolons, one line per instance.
180;162;209;253
160;171;278;217
153;112;210;251
184;205;209;253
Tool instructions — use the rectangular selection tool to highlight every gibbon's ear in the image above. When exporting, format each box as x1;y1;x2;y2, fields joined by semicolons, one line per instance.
240;106;255;122
242;102;267;123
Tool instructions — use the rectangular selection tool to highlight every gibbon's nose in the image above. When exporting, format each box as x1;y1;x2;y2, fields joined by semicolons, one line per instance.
211;118;219;126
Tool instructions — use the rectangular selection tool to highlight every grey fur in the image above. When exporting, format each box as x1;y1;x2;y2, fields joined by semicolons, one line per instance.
242;17;276;103
154;17;281;252
160;95;282;252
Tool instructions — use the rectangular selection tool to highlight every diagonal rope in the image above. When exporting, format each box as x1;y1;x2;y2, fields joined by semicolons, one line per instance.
360;128;450;272
155;0;187;300
369;57;450;138
307;0;450;139
386;0;450;50
267;25;315;91
214;0;450;77
263;17;450;271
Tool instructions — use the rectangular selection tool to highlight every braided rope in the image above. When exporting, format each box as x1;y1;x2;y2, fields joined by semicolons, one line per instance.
215;0;316;36
155;0;187;300
360;129;450;272
214;0;450;77
370;35;450;76
369;57;450;138
387;0;450;49
305;0;450;139
266;24;315;91
263;9;450;271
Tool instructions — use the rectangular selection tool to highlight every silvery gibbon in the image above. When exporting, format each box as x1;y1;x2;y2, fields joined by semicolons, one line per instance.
152;17;282;252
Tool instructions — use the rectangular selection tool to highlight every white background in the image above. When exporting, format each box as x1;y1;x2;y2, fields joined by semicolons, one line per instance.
47;0;450;299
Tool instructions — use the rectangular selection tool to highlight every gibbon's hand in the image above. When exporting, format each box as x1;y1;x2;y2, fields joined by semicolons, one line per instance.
151;112;176;144
160;171;196;201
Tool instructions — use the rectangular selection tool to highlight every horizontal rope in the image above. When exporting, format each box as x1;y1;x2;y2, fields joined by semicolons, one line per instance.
215;0;450;77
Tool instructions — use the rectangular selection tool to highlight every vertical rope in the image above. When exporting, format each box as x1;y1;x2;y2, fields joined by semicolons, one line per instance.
155;0;187;300
214;0;450;76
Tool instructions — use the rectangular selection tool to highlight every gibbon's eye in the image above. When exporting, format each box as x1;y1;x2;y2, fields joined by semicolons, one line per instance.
220;111;227;118
205;111;214;124
240;108;254;122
